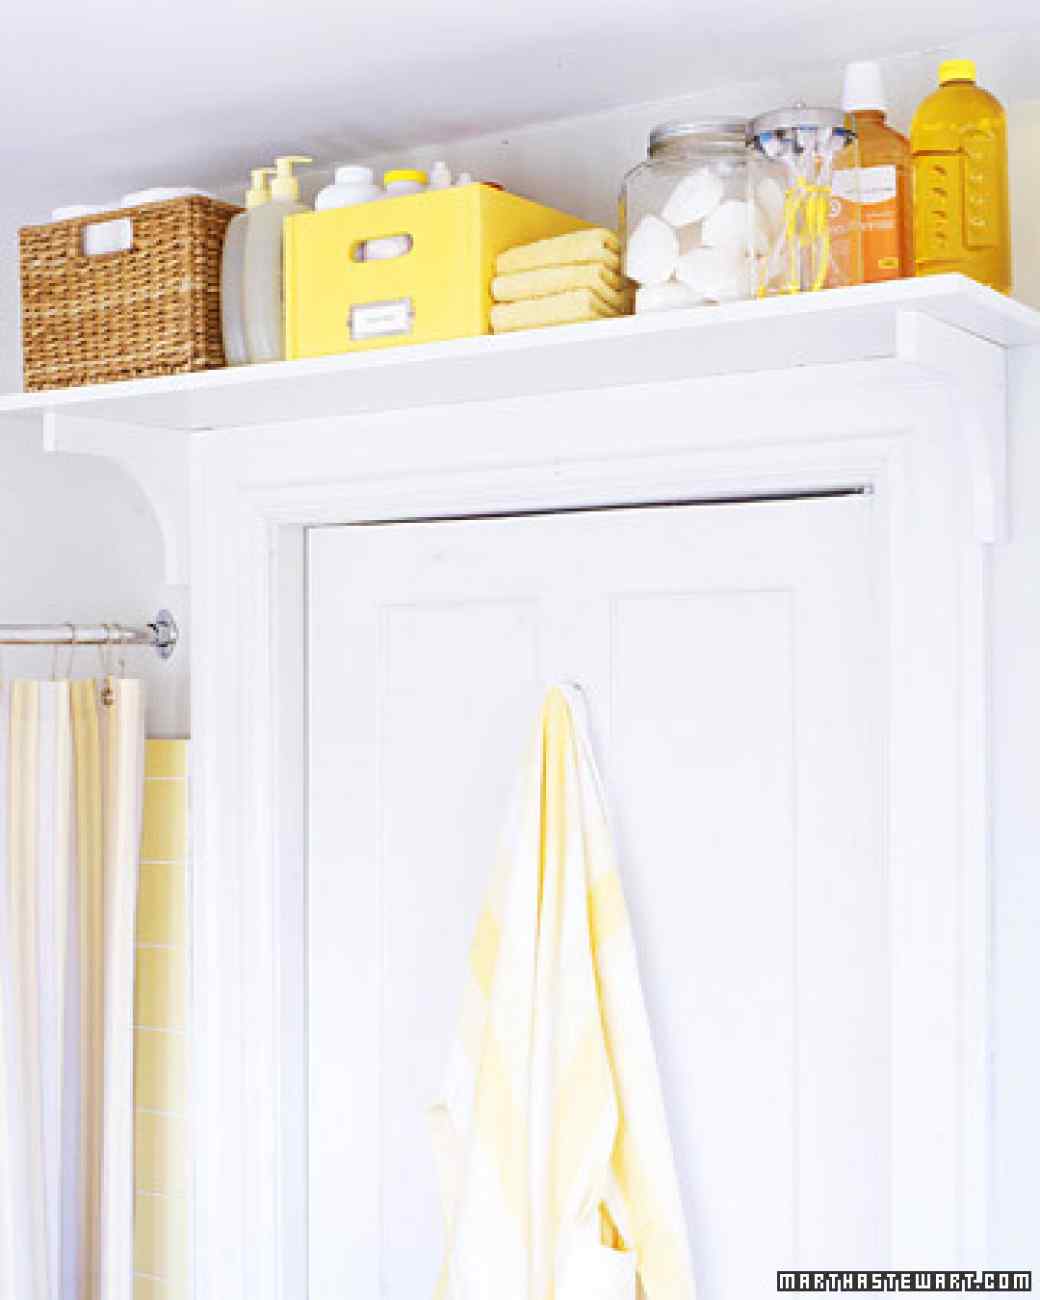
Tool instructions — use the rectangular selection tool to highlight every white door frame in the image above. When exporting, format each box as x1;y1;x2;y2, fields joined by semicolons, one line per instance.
189;349;1002;1300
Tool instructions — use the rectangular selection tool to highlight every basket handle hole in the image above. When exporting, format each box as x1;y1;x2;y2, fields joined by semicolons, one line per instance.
81;218;134;257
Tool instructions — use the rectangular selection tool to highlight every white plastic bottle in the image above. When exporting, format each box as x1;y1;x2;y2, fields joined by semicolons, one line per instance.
314;164;382;211
221;167;273;366
244;154;312;363
428;160;453;189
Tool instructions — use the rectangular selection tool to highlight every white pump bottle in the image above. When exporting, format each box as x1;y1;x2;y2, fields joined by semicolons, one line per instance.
243;154;312;363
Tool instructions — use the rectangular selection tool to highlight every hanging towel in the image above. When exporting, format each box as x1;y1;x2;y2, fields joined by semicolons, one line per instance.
430;686;696;1300
491;263;629;310
495;227;621;275
490;289;624;334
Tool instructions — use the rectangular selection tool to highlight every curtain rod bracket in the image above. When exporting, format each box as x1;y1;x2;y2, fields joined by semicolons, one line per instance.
149;609;179;660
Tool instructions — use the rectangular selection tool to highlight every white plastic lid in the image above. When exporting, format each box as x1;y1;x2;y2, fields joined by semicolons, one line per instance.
120;187;211;206
334;164;376;186
50;203;112;221
842;61;887;113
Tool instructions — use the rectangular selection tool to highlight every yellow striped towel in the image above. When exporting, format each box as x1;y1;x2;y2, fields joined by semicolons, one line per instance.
430;686;696;1300
496;227;621;275
490;289;624;334
492;264;629;312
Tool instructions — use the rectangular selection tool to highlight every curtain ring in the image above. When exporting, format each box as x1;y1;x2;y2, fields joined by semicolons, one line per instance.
99;625;117;705
51;625;73;681
63;624;78;680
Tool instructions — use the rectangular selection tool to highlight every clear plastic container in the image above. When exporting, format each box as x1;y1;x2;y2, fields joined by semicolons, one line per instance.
243;155;311;364
748;105;863;296
620;118;754;313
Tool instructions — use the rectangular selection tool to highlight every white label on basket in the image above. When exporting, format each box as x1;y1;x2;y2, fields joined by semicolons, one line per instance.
350;298;414;340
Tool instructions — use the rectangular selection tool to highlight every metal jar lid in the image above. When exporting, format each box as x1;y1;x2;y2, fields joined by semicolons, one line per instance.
648;117;749;154
749;104;854;140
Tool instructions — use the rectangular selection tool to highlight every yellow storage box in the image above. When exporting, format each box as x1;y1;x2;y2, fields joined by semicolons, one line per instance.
284;185;589;358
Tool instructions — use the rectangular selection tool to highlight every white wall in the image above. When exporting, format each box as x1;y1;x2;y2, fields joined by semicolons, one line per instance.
0;28;1037;1268
0;205;189;735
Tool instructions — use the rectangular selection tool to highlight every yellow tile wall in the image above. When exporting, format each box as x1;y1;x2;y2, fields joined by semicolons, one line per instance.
134;740;190;1300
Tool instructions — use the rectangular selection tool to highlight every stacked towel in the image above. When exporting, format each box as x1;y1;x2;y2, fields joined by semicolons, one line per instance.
490;228;632;333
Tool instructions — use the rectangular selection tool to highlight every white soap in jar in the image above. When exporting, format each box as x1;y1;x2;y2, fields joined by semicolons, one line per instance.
702;199;770;256
635;280;704;313
660;167;724;227
675;245;749;302
625;213;679;285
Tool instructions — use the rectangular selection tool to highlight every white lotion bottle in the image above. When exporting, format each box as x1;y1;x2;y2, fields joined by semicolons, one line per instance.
221;167;273;366
244;154;312;363
314;164;383;211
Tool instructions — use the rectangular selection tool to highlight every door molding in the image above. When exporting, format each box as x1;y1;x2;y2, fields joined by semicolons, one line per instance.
189;359;999;1298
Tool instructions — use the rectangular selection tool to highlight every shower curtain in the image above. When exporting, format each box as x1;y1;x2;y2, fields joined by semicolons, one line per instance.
0;677;145;1300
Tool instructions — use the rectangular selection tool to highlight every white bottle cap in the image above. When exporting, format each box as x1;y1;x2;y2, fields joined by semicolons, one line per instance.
334;164;376;186
842;61;887;113
50;203;112;221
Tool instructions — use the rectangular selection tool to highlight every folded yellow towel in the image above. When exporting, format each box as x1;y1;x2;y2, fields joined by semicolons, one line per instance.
491;288;622;333
492;263;629;312
496;227;620;275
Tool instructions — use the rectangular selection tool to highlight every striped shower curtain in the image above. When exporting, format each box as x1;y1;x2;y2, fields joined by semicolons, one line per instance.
0;678;145;1300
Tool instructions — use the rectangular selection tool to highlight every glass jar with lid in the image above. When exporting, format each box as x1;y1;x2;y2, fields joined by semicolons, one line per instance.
748;105;863;296
620;117;755;313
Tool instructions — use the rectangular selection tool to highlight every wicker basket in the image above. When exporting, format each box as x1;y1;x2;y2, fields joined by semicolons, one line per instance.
20;196;241;391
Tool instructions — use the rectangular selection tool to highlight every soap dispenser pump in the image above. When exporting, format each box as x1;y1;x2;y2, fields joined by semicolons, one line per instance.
243;154;314;363
270;154;312;202
245;166;275;208
221;167;275;366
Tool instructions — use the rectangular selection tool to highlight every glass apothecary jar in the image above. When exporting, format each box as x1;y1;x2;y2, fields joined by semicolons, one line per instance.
748;105;863;296
620;118;755;313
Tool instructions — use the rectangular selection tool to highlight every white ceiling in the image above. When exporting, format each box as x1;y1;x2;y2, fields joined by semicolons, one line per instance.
5;0;1039;214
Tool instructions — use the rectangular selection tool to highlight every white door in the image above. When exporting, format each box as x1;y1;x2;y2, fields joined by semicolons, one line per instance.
307;494;882;1300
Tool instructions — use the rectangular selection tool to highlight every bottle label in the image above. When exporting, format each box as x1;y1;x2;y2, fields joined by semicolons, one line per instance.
832;165;902;280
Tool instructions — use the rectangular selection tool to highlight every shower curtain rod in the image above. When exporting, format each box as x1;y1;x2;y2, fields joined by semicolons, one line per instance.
0;609;178;660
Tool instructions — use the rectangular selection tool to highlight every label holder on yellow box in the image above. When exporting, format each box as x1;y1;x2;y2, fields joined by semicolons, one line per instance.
284;186;591;359
350;297;415;341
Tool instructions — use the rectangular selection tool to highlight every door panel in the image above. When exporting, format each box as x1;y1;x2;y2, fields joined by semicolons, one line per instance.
307;496;881;1300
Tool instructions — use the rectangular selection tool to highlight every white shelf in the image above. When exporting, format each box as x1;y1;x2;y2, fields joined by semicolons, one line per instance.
1;275;1038;433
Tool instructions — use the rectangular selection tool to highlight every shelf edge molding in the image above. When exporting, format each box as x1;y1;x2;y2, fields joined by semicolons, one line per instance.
2;276;1037;435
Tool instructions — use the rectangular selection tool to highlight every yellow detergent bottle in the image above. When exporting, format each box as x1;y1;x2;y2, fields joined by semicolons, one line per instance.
910;59;1011;293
